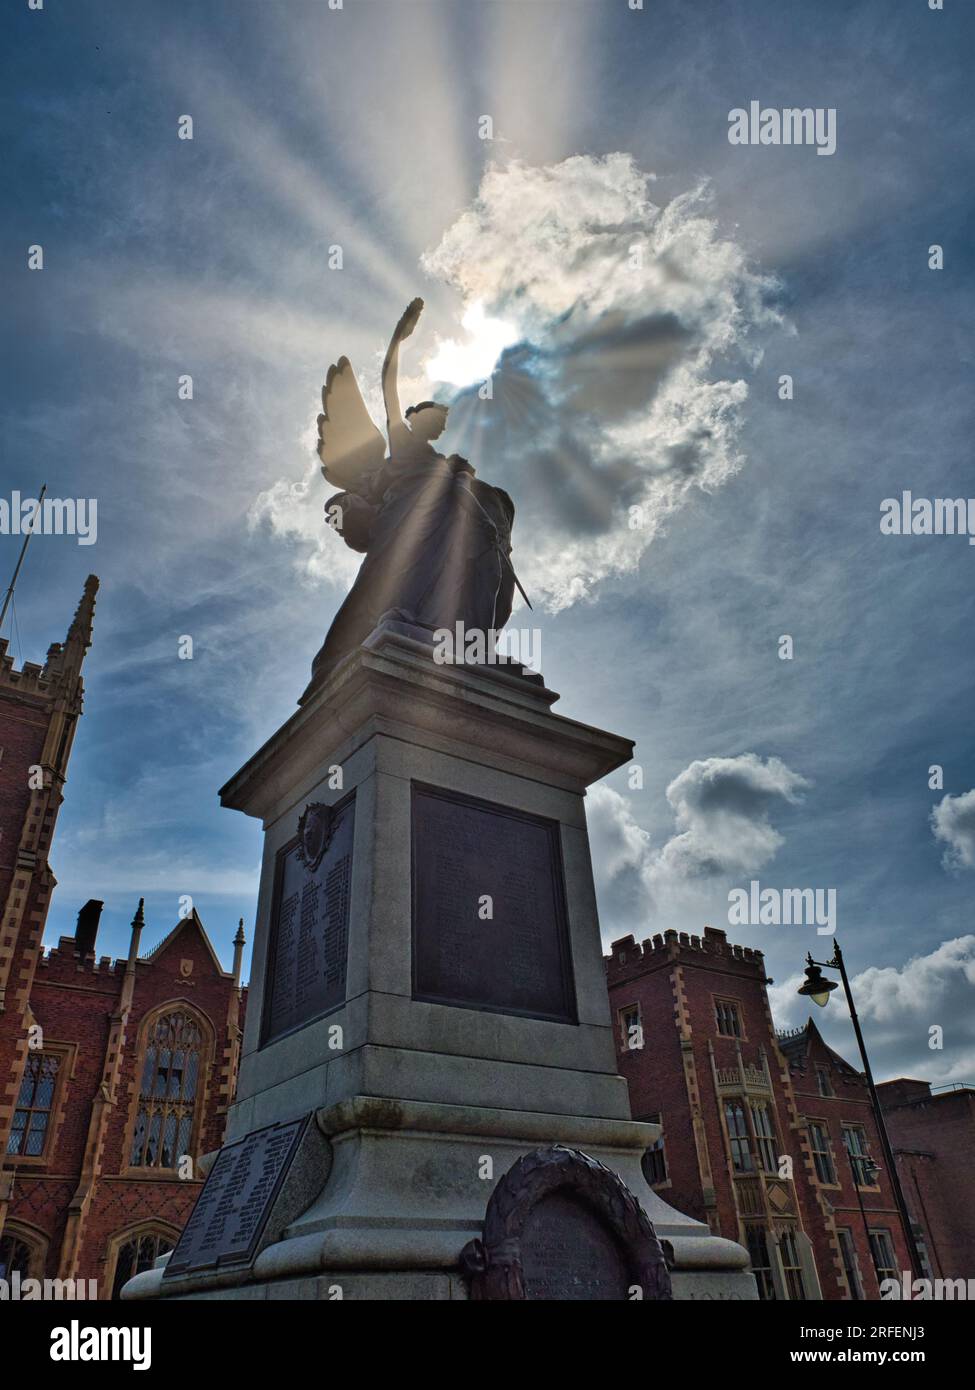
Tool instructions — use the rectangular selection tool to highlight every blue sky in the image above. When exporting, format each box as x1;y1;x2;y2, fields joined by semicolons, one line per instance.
2;0;972;1084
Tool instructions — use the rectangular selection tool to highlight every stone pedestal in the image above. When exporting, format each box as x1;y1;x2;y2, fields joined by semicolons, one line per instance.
124;623;755;1301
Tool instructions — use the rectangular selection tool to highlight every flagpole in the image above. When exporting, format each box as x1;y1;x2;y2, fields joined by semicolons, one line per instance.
0;483;46;633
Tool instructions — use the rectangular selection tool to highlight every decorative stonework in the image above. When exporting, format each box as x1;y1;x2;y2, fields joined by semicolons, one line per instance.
460;1145;672;1301
296;802;336;873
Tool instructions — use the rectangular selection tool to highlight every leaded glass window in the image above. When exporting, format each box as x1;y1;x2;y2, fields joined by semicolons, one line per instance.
111;1232;174;1299
715;998;742;1038
843;1125;874;1187
838;1227;864;1299
725;1099;753;1172
7;1052;61;1157
129;1010;204;1168
0;1232;36;1280
868;1228;898;1281
750;1101;779;1174
778;1227;807;1299
809;1121;836;1184
745;1225;775;1300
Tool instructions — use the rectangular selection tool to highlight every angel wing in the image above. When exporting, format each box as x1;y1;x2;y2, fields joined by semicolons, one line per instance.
317;356;386;489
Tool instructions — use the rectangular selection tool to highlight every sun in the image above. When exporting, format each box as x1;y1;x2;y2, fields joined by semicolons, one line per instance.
423;301;519;388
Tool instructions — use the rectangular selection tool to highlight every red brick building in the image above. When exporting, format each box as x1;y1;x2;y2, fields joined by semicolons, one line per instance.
777;1019;914;1298
1;574;99;1234
1;901;246;1297
606;926;912;1299
877;1077;975;1283
0;579;247;1297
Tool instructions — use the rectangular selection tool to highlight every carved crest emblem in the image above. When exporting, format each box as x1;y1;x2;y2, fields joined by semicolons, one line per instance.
179;959;194;978
296;802;335;873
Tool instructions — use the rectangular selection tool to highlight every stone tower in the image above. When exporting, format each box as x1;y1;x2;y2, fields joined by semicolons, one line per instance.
0;576;99;1214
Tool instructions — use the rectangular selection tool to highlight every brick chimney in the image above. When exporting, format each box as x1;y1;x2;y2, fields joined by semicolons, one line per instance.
74;899;104;958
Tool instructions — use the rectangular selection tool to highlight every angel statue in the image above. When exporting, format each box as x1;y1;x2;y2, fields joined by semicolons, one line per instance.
299;298;528;704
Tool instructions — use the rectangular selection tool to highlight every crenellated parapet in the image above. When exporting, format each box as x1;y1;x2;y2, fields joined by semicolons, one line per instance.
606;924;766;986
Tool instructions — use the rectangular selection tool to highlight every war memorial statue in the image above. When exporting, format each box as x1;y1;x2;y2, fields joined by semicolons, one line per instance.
301;298;529;703
122;299;755;1303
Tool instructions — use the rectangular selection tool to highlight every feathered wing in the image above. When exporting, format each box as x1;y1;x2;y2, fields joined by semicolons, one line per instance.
317;356;386;489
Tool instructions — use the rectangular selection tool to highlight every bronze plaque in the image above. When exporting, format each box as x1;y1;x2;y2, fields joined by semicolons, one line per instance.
261;794;355;1046
521;1192;629;1300
164;1116;308;1277
411;783;575;1022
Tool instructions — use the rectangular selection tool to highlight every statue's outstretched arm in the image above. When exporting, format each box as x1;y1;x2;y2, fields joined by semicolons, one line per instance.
382;298;423;436
326;490;378;554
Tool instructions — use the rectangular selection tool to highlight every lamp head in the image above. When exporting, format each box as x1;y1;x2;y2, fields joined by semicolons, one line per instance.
797;959;838;1008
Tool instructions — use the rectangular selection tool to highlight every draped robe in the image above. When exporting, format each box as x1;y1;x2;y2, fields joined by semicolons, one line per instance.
301;450;515;703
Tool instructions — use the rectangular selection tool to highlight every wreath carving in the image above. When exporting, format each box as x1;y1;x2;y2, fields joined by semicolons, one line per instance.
459;1145;673;1301
296;802;335;873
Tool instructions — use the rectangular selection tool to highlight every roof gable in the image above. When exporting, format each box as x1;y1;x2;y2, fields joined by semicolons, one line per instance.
143;908;228;977
779;1017;863;1080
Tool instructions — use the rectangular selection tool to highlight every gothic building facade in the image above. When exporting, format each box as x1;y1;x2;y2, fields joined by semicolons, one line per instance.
605;926;913;1300
0;578;247;1297
1;901;246;1297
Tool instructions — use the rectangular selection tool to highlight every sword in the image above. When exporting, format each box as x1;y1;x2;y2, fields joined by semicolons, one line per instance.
498;546;533;611
458;477;533;611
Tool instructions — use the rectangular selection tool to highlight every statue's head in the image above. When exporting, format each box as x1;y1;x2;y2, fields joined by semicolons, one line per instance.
406;401;449;442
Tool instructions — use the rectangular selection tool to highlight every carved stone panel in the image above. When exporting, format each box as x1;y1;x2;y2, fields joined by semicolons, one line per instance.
261;794;355;1046
411;783;576;1022
460;1146;673;1301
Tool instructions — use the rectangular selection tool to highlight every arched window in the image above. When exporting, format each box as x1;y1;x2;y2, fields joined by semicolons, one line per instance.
0;1224;46;1281
109;1226;177;1300
8;1052;62;1157
724;1099;754;1173
128;1008;207;1169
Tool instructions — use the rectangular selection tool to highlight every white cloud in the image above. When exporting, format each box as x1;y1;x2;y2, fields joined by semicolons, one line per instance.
770;935;975;1069
766;970;812;1030
51;861;261;904
850;936;975;1026
249;421;363;591
254;153;781;616
656;754;809;879
764;940;975;1086
422;153;781;610
931;788;975;871
586;753;807;935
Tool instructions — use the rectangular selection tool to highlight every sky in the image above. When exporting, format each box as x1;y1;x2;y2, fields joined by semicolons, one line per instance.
1;0;972;1087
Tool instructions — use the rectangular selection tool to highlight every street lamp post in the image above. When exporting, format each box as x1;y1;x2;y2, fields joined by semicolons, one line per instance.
797;939;925;1280
846;1145;883;1296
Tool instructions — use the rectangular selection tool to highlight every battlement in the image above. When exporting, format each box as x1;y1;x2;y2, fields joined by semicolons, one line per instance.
37;936;126;982
605;924;766;981
0;637;54;696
